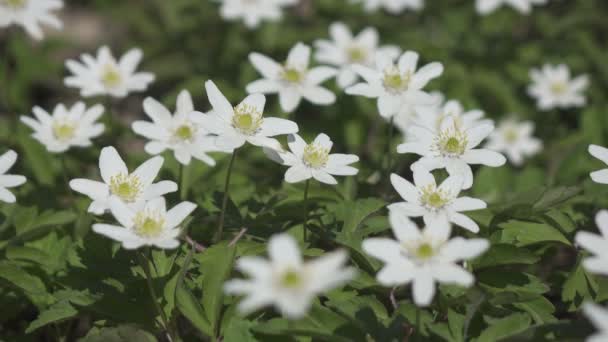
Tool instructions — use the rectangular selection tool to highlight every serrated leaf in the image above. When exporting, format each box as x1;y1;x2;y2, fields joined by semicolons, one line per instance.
26;300;77;333
476;313;531;342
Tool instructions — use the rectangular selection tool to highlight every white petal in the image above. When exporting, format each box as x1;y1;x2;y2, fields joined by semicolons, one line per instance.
142;181;178;200
240;93;266;113
279;88;302;112
205;80;234;120
109;198;136;228
449;197;486;212
362;238;403;263
412;271;435;307
439;237;489;262
166;201;197;229
284;165;311;183
0;187;16;203
287;43;311;69
306;66;337;85
246;79;282;94
449;212;480;233
69;179;109;200
590;144;608;165
300;86;336;105
132;156;164;187
249;52;282;79
389;209;422;241
0;175;26;188
431;264;474;286
258;117;299;137
268;234;301;267
388;202;426;217
93;224;137;244
99;146;128;184
411;62;443;89
312;169;338;185
143;97;172;124
390;173;419;203
462;149;506;167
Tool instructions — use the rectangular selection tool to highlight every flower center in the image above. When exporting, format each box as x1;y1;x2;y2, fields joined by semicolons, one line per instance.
279;269;302;288
2;0;26;9
347;45;367;63
382;66;411;93
232;103;263;135
281;66;304;84
550;81;567;95
420;185;450;209
109;173;143;203
133;211;165;238
435;127;468;157
302;143;329;168
52;121;77;142
101;64;122;88
415;243;435;259
503;127;519;143
173;123;196;142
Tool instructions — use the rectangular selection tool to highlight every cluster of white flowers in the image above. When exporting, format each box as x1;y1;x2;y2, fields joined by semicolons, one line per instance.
6;1;607;335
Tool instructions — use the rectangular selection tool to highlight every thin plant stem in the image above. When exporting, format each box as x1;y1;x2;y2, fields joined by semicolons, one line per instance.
302;179;310;242
136;251;174;341
216;149;238;242
179;162;186;200
415;307;421;342
385;116;395;178
60;156;75;205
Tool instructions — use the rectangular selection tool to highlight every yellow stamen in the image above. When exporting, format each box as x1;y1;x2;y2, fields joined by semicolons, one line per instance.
302;143;329;168
109;173;142;203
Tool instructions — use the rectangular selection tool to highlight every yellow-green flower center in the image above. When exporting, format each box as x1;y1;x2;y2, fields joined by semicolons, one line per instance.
382;67;411;93
436;127;468;157
415;243;435;259
280;269;302;288
2;0;26;9
420;185;450;209
232;103;263;135
302;143;329;168
52;121;77;142
174;124;195;142
101;65;122;88
133;211;165;238
503;127;519;143
550;81;567;94
282;67;304;84
109;173;142;203
347;45;367;63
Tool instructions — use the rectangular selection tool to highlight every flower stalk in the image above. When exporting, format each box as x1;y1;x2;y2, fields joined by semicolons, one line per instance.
216;149;238;242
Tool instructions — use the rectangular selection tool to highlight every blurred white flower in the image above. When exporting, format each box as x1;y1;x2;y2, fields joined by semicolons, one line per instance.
225;233;355;319
265;133;359;185
218;0;296;29
201;80;298;150
485;118;542;166
583;302;608;342
93;197;195;250
0;0;62;40
314;22;400;89
20;102;104;153
132;90;226;166
389;169;486;233
398;117;506;189
528;64;588;111
362;210;488;306
247;42;338;113
69;146;177;215
589;144;608;184
346;51;443;119
476;0;547;15
65;46;155;98
0;150;26;203
393;91;444;136
414;99;491;134
575;210;608;276
350;0;424;14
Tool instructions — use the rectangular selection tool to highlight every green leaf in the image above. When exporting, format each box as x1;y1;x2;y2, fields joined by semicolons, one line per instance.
472;244;539;269
26;300;78;333
476;313;531;342
562;257;598;311
78;325;157;342
498;220;571;246
0;261;51;307
175;284;213;337
197;242;237;335
223;318;258;342
338;198;386;235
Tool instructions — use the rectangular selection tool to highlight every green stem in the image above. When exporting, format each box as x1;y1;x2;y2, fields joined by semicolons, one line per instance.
415;307;421;341
137;251;174;340
385;116;395;178
303;179;310;242
179;162;186;200
60;157;75;205
216;150;238;242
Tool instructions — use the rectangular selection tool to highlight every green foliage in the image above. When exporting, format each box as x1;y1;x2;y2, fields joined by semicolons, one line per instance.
1;0;607;340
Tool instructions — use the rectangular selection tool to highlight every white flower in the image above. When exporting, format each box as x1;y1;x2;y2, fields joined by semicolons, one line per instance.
224;233;355;319
583;302;608;342
414;99;491;134
218;0;296;29
350;0;424;14
264;133;359;185
527;64;589;111
346;51;443;119
93;197;195;250
476;0;547;15
389;169;486;233
398;117;506;189
247;42;338;113
393;91;445;136
69;146;177;215
20;102;105;153
362;210;489;306
199;80;299;150
485;118;542;166
0;0;62;40
575;210;608;276
589;144;608;184
314;22;400;89
65;46;155;98
132;90;226;166
0;150;26;203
